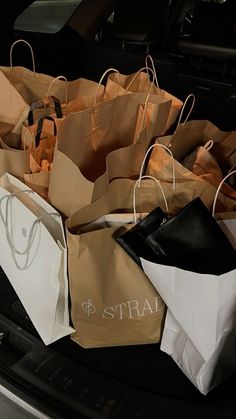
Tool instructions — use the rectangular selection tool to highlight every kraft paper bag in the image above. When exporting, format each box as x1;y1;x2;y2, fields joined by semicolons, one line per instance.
0;69;29;148
0;173;74;345
157;119;236;173
148;140;236;213
93;142;227;216
0;69;29;129
182;141;223;186
65;180;167;348
0;138;30;180
182;141;236;201
144;145;222;212
27;88;105;122
105;66;183;134
1;40;105;105
48;92;172;217
1;64;105;108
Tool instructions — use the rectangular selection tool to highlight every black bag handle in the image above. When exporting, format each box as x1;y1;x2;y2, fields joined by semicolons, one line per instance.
35;116;57;148
28;96;62;126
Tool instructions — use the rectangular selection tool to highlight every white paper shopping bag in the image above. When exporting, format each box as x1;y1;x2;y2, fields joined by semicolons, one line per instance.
0;173;74;345
141;258;236;395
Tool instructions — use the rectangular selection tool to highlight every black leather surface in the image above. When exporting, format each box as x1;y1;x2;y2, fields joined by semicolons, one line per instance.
117;197;236;275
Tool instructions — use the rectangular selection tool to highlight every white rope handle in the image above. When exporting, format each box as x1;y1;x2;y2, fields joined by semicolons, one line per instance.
204;140;214;151
10;39;36;74
22;127;35;150
138;143;176;190
145;54;160;94
133;67;159;140
46;75;68;104
136;90;152;141
0;191;60;270
0;190;35;256
212;169;236;217
133;175;168;224
94;68;121;108
175;94;195;131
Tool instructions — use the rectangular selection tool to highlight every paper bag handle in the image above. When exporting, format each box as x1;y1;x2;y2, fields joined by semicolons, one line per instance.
174;94;195;129
145;54;161;94
22;115;57;152
21;127;35;151
0;191;59;270
35;115;57;147
46;75;68;104
212;169;236;217
133;175;168;224
10;39;36;75
94;68;121;107
94;66;155;138
132;67;158;141
138;143;176;190
0;190;39;269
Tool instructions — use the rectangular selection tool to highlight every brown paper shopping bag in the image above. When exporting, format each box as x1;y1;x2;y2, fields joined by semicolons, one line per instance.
0;69;29;148
0;138;30;180
65;177;168;348
48;91;172;216
158;119;236;166
147;144;236;213
104;55;183;133
155;119;236;211
0;40;105;105
0;68;29;128
93;140;224;217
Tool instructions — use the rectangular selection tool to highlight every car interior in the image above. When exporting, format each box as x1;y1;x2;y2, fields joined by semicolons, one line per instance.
0;1;236;418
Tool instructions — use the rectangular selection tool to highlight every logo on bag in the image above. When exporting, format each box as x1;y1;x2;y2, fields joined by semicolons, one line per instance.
82;299;96;316
81;297;164;319
102;297;164;319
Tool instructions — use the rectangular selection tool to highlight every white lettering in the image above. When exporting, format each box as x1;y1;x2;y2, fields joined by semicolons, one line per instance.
127;300;140;319
114;302;127;319
102;306;114;319
140;298;153;317
102;297;164;320
155;296;165;312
